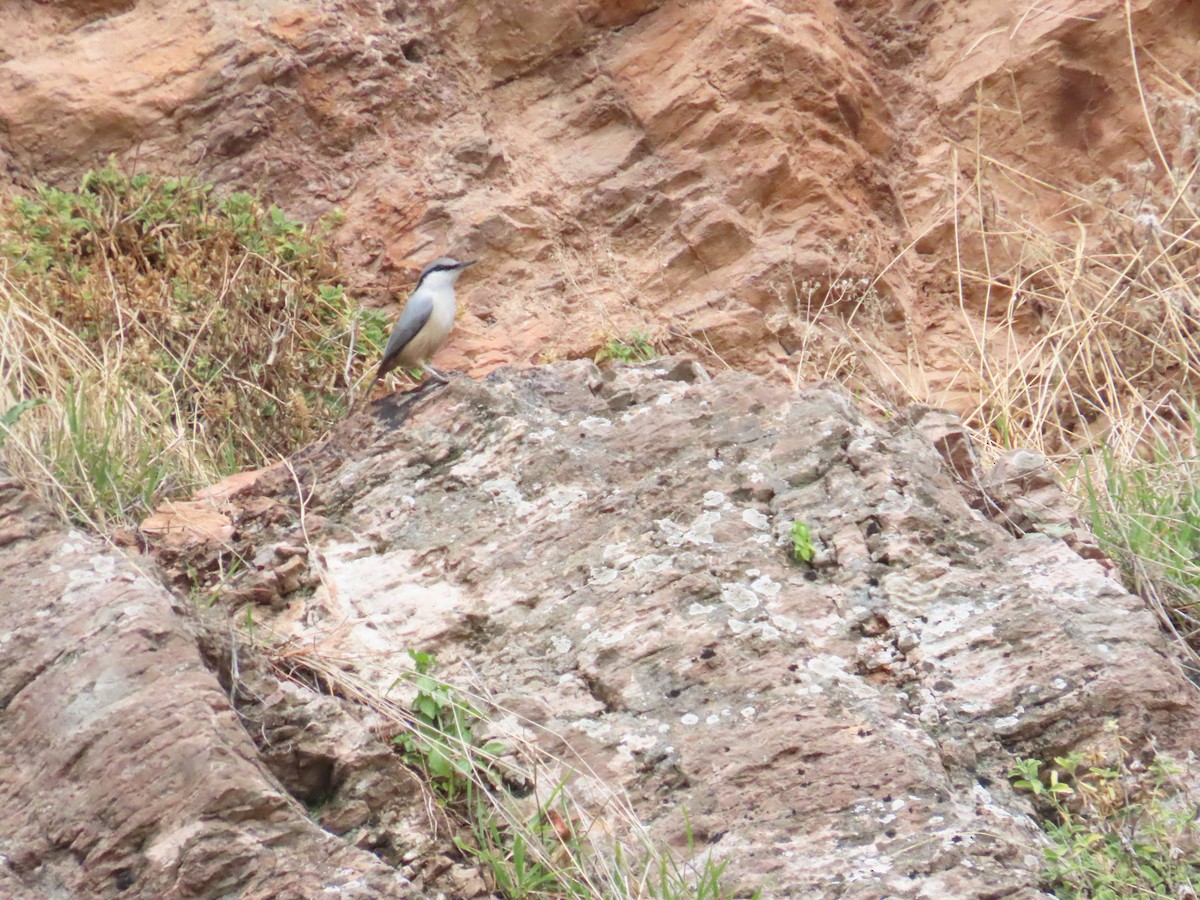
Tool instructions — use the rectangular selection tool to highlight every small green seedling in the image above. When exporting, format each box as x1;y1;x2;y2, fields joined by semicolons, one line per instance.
790;520;815;563
597;331;656;364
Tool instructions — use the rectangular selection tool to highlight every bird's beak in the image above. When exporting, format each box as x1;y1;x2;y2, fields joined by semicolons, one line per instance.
459;259;478;269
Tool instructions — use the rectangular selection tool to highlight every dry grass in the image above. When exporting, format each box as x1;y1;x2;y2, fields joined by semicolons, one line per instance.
949;151;1200;468
942;69;1200;658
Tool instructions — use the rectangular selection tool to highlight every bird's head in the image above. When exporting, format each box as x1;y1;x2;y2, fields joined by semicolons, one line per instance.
416;257;476;289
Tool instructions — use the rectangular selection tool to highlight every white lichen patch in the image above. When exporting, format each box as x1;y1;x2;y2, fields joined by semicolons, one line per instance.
844;853;894;882
602;543;637;568
722;583;760;612
920;601;995;641
57;537;88;556
805;654;881;700
587;626;632;646
551;635;573;655
587;566;620;587
631;554;670;576
572;717;612;740
805;611;843;635
993;710;1025;735
447;450;494;481
750;574;781;596
742;508;769;530
656;510;720;546
620;731;660;754
708;458;725;470
546;486;588;521
728;619;782;640
579;416;613;430
480;477;536;517
769;613;801;634
703;490;726;509
680;713;700;725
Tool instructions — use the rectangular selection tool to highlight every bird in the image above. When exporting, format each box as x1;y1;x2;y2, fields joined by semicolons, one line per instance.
370;256;476;392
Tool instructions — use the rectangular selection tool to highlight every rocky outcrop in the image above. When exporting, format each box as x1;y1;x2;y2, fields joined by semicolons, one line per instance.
0;476;413;899
139;362;1200;897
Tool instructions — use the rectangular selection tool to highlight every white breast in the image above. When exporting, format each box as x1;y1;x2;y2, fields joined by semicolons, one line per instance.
397;286;457;367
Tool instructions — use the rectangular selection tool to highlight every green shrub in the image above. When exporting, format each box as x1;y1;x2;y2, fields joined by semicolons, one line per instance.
1011;725;1200;898
0;163;381;529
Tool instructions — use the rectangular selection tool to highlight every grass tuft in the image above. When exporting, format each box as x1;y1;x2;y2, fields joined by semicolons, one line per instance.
596;330;657;365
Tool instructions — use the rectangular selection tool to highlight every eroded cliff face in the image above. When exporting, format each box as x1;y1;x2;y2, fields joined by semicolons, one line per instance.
3;0;1195;402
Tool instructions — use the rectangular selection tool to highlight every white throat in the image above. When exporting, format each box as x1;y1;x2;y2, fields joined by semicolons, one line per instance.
420;268;463;296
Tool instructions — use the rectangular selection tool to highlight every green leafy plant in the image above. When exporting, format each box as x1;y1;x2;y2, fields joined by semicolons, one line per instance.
789;520;815;563
392;649;506;803
597;331;656;364
277;645;755;900
1010;725;1200;898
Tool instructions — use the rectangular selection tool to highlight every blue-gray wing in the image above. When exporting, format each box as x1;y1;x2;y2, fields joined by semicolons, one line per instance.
376;292;433;377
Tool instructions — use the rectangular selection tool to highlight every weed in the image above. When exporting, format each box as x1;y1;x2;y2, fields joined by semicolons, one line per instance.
460;788;588;899
765;233;919;417
1079;421;1200;663
1010;723;1200;898
391;649;506;803
789;520;815;564
271;642;752;899
597;331;656;364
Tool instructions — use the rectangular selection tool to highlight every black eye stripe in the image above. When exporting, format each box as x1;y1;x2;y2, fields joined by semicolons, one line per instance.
415;262;465;288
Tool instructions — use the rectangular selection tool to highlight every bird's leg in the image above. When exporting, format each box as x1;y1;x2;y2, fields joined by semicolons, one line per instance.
423;364;449;384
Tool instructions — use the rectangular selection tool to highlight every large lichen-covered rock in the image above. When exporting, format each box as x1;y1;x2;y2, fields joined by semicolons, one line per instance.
141;359;1200;897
